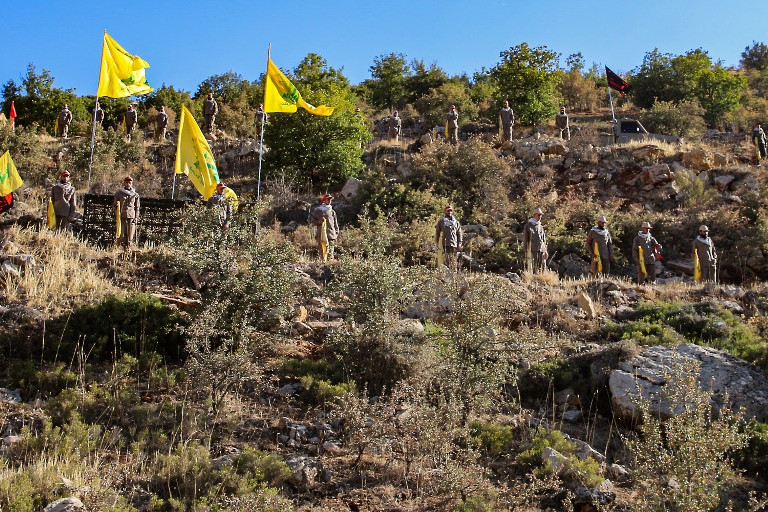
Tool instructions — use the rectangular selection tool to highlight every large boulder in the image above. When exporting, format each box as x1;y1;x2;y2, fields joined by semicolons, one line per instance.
682;148;715;172
340;177;363;201
609;344;768;423
43;498;84;512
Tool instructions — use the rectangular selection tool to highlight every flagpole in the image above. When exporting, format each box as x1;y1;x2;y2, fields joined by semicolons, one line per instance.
257;43;271;202
606;71;616;124
88;30;107;189
172;173;177;200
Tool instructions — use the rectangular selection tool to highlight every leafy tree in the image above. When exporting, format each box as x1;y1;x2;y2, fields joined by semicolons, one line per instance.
142;85;193;116
631;49;711;108
367;52;411;111
559;69;601;111
407;59;448;102
194;71;260;105
263;53;369;189
640;99;706;137
695;65;747;127
487;43;561;125
741;41;768;71
414;80;479;127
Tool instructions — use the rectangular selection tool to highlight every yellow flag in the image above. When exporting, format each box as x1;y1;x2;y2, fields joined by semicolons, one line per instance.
115;202;122;240
46;198;56;229
436;231;445;267
223;186;239;212
97;32;153;98
593;241;602;273
264;58;334;116
638;246;647;277
694;248;701;281
174;105;220;200
0;151;23;196
320;218;329;262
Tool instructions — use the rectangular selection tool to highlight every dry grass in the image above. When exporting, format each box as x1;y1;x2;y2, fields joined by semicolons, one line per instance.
1;225;119;314
615;138;690;155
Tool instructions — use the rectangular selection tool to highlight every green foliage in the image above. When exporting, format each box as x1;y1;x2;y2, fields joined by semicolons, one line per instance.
609;300;767;367
142;84;194;115
0;123;53;186
46;293;187;363
452;493;501;512
640;98;707;137
732;420;768;478
263;53;369;189
469;421;515;456
414;80;480;127
520;358;579;398
696;65;748;127
486;43;561;125
300;375;356;406
9;361;77;400
367;52;411;110
742;41;768;71
407;59;449;102
518;428;603;487
626;361;748;511
357;170;449;225
559;69;601;111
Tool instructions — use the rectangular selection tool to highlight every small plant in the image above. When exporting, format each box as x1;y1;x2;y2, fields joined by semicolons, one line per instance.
469;421;515;457
517;427;603;488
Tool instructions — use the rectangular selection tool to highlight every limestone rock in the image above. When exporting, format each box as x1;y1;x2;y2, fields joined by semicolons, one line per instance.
577;292;597;319
682;148;715;171
0;388;22;403
541;447;566;473
610;344;768;423
559;253;589;278
632;145;665;161
42;498;84;512
285;456;328;486
713;174;735;190
572;487;616;511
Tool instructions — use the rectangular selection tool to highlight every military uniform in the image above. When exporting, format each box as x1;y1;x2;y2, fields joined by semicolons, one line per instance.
388;113;402;141
586;225;613;275
114;184;140;248
556;110;570;140
499;106;515;142
693;234;717;282
156;109;169;141
125;107;138;141
523;216;548;272
203;95;218;134
435;214;463;268
208;190;233;229
632;231;660;283
51;179;76;230
59;107;72;139
446;109;459;145
753;124;767;164
311;200;340;259
94;106;104;126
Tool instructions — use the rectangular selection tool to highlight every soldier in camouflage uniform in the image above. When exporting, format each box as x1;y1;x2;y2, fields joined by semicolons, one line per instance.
59;104;73;139
156;106;169;141
125;105;138;141
499;100;515;142
523;207;548;273
435;205;463;269
446;105;459;145
692;224;717;282
203;92;218;134
632;221;661;284
586;215;614;275
114;176;140;249
51;170;76;230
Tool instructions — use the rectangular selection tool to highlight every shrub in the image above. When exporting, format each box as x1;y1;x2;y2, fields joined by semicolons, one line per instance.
47;293;187;362
469;421;515;457
640;98;706;138
518;428;603;488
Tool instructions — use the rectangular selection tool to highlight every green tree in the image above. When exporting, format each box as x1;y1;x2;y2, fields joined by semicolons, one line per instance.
631;48;711;108
741;41;768;71
487;43;561;125
367;52;411;111
414;80;479;127
194;71;260;105
142;85;193;115
407;59;448;102
695;65;747;126
263;53;369;189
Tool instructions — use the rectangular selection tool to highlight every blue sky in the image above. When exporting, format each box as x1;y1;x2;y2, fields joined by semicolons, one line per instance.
2;0;765;97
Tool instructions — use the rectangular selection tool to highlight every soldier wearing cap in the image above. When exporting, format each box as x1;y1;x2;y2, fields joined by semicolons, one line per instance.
586;214;614;275
523;207;548;273
51;170;76;230
388;111;402;141
156;106;169;141
556;107;570;141
203;92;218;134
435;205;463;269
693;225;717;282
311;193;340;261
59;104;73;140
94;101;104;126
208;182;233;231
499;100;515;142
632;221;661;284
753;122;767;167
125;105;138;141
114;176;140;249
446;105;459;145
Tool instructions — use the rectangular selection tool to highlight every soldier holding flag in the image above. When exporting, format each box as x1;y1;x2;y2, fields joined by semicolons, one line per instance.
523;208;548;273
586;215;614;276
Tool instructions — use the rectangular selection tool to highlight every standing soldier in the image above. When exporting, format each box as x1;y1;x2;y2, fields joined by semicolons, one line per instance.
125;105;138;141
311;193;340;261
523;207;548;273
435;205;463;269
156;106;169;141
586;215;614;275
203;92;218;134
94;101;104;126
388;110;402;141
207;182;233;231
446;105;459;145
114;176;140;249
753;122;767;167
499;100;515;142
256;103;268;128
632;221;661;284
693;224;717;282
51;170;76;230
556;107;570;141
58;104;73;139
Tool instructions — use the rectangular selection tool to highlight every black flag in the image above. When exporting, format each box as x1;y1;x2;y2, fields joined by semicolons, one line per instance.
605;66;631;97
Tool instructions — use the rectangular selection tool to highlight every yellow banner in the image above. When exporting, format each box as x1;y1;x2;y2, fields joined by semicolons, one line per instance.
593;241;602;273
223;186;239;212
47;198;56;229
97;32;153;98
115;202;122;240
694;248;701;281
0;150;23;196
320;218;329;261
174;105;220;200
264;58;334;116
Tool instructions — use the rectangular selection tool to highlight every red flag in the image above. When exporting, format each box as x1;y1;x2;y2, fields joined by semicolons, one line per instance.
0;193;13;214
605;66;631;97
9;101;16;130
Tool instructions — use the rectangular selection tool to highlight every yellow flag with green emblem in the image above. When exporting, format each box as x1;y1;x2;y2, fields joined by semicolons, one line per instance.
0;151;23;196
174;105;220;200
97;32;153;98
264;58;334;116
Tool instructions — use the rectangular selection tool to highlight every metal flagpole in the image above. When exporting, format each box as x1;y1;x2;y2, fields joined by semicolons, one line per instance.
172;173;177;200
257;43;271;202
607;74;617;124
88;30;107;188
